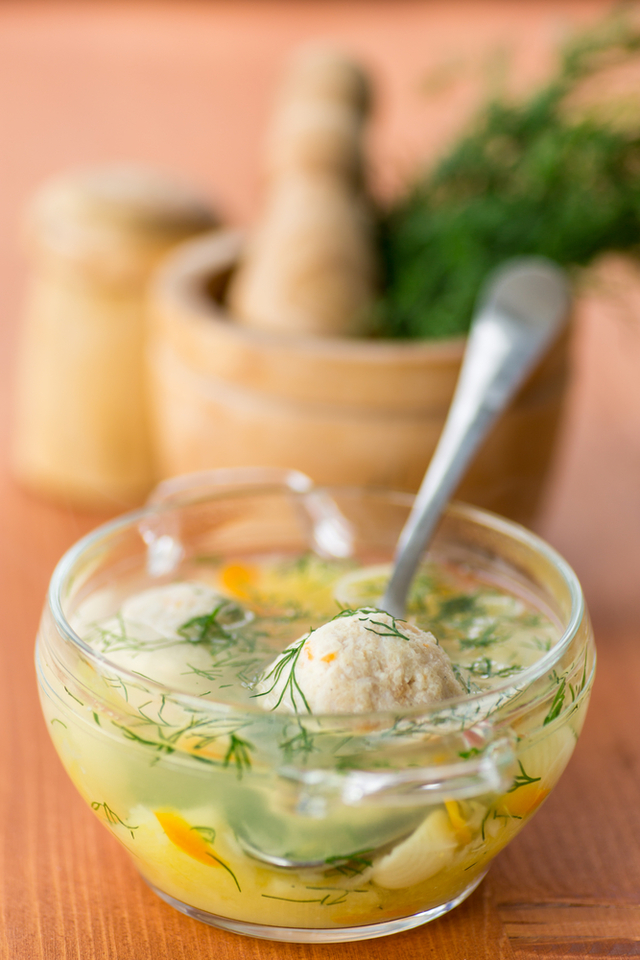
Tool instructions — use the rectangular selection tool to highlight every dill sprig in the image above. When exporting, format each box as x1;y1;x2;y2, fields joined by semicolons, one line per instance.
251;633;311;713
262;886;366;907
334;605;416;642
178;601;240;644
91;801;138;840
376;14;640;339
191;825;216;843
279;720;318;762
324;851;373;877
438;594;481;619
332;606;415;641
223;733;254;778
191;829;241;892
543;675;567;725
452;664;473;694
468;657;522;679
458;625;502;650
507;760;542;793
360;612;414;642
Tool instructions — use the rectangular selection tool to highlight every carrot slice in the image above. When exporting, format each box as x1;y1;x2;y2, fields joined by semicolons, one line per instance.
155;810;217;866
495;783;549;819
154;810;242;891
220;563;256;600
444;800;473;845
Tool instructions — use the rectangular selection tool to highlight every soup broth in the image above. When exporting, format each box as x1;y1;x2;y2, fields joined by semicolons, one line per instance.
38;551;591;932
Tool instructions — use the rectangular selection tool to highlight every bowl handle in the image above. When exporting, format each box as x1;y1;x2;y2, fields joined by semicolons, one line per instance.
140;468;315;576
279;731;518;813
143;467;354;572
147;466;314;506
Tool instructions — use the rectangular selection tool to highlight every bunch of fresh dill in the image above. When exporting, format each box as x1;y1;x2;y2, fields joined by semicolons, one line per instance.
376;17;640;339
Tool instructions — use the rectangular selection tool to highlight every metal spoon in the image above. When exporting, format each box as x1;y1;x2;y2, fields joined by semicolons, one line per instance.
236;259;570;872
382;258;571;619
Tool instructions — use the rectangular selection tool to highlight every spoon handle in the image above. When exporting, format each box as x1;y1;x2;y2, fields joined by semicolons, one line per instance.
382;258;570;618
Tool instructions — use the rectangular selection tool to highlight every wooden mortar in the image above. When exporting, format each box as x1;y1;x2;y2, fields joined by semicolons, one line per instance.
148;230;569;526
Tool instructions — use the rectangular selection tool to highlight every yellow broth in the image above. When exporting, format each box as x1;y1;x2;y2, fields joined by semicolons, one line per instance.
38;553;593;931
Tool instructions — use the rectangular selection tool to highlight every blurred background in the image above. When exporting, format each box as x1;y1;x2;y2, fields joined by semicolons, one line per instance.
2;0;640;629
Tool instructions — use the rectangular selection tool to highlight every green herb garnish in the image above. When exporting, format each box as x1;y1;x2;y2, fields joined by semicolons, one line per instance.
191;825;216;844
91;801;139;840
543;675;567;725
507;760;542;793
178;602;237;643
251;633;311;713
376;15;640;339
468;656;522;678
459;625;502;650
223;733;254;778
360;612;414;642
279;720;317;762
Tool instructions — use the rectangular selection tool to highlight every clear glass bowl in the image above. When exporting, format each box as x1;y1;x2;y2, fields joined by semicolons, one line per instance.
35;469;595;943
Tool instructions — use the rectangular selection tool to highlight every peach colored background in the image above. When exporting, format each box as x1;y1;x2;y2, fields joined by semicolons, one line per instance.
1;4;639;958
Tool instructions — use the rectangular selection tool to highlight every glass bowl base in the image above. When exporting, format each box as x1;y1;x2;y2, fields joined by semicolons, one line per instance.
145;869;489;943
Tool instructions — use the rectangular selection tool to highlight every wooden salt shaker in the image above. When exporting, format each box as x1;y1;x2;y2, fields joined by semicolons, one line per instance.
13;166;217;508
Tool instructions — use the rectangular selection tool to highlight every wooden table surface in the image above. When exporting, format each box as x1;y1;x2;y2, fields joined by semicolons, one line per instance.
1;2;639;957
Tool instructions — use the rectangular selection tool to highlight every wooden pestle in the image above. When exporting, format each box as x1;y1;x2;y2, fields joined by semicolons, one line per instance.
228;47;377;337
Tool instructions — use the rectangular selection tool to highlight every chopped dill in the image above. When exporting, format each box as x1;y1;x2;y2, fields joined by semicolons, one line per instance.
223;733;254;778
331;606;371;619
480;808;491;842
579;650;589;694
468;657;522;679
279;721;317;762
458;625;502;650
452;663;473;694
526;636;553;653
508;760;541;793
407;571;436;612
112;723;175;755
251;633;311;713
262;887;366;907
543;676;567;726
324;851;373;878
521;613;543;629
362;613;414;642
191;825;216;844
91;801;138;840
207;851;241;892
178;602;235;643
63;686;84;706
439;594;481;619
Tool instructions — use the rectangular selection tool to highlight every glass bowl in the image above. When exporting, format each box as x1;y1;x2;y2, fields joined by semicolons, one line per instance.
35;468;595;943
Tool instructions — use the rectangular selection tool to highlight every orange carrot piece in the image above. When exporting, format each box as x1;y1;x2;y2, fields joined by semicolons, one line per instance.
220;563;256;600
495;783;549;819
154;811;218;866
445;800;473;845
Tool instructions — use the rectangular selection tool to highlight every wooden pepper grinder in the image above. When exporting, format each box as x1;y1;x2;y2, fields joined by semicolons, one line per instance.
12;165;217;509
228;46;378;337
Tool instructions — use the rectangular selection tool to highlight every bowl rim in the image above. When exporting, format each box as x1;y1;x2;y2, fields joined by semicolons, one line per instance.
151;228;468;361
45;486;587;722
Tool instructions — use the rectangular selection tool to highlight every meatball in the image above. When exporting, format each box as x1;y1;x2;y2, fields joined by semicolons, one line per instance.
254;608;465;714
